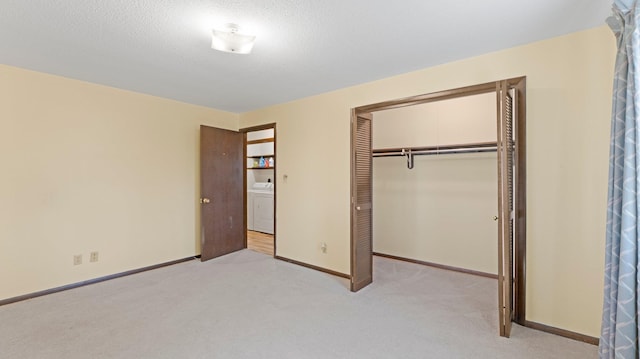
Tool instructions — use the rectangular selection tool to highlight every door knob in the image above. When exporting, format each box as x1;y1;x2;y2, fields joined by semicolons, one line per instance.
356;206;361;210
493;216;499;221
200;198;211;204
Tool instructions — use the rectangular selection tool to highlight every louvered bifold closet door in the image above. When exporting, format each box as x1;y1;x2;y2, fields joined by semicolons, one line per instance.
497;81;515;337
351;112;373;292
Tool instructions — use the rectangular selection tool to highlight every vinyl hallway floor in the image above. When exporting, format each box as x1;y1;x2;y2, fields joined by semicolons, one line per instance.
247;230;274;256
0;250;597;358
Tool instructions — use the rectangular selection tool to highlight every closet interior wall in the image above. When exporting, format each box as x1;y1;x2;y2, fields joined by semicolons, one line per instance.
372;93;498;275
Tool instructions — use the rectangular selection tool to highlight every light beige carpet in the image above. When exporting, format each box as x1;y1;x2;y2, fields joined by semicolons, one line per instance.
0;250;597;358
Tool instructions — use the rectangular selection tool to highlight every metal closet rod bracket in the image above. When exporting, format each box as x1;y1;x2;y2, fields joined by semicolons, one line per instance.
401;148;414;169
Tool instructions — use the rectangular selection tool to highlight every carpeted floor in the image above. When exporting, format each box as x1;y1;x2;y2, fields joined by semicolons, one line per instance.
0;250;597;358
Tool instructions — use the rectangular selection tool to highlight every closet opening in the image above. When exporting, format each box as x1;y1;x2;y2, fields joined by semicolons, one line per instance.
242;124;276;257
350;78;526;338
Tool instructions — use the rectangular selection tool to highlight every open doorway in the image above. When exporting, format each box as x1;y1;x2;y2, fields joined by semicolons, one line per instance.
243;124;276;256
350;78;526;338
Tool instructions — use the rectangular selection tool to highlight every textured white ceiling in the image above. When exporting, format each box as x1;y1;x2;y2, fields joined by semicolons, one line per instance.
0;1;611;113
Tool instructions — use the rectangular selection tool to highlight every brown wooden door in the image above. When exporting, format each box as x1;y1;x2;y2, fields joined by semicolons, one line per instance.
496;81;515;337
351;111;373;292
200;125;245;261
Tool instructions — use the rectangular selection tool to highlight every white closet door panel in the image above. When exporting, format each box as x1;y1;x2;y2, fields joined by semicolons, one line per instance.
247;129;274;141
247;143;274;157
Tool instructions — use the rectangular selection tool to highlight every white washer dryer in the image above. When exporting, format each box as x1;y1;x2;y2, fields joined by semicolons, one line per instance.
247;182;274;234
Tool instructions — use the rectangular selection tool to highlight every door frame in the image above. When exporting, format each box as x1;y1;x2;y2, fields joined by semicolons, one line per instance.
350;77;527;325
240;123;277;256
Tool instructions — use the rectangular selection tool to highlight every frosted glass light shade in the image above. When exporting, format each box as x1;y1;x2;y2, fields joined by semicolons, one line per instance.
211;24;256;54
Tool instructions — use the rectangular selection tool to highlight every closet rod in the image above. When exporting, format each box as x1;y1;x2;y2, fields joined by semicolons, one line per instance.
372;141;498;157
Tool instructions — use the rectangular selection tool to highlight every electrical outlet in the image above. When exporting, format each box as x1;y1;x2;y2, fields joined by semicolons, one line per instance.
73;255;82;265
320;242;327;253
90;251;99;263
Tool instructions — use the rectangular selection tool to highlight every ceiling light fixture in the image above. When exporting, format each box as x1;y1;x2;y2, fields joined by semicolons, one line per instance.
211;23;256;54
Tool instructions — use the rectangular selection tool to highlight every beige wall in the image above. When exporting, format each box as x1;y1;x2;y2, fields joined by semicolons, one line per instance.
240;26;615;337
373;154;498;274
372;94;497;275
373;93;496;148
0;64;238;300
